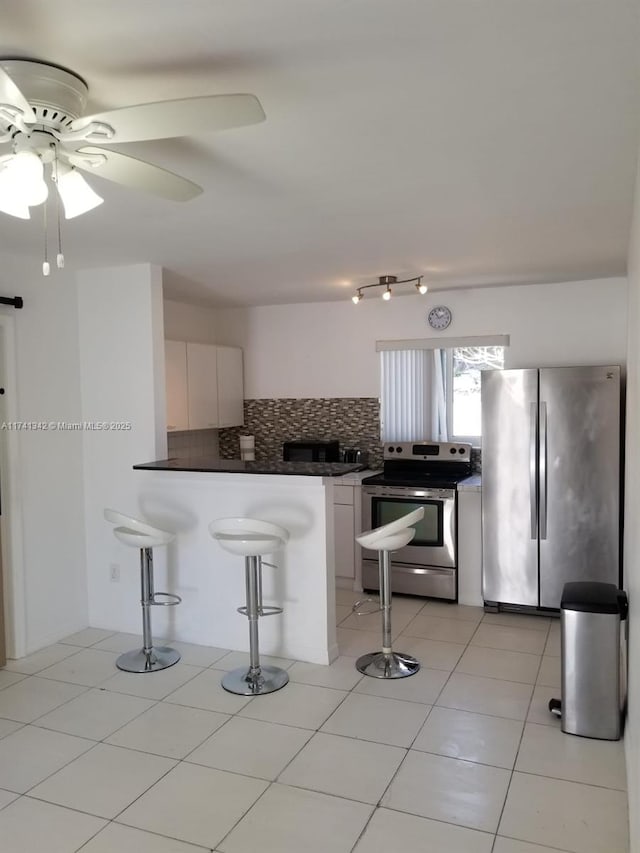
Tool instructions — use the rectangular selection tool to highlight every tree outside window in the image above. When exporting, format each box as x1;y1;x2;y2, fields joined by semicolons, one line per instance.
448;346;504;442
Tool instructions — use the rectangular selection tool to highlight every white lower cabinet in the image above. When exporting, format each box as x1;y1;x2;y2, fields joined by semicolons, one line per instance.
334;502;355;581
333;483;358;583
164;340;244;431
457;490;483;607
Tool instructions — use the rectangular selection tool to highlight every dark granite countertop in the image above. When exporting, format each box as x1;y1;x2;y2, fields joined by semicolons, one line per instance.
133;457;367;477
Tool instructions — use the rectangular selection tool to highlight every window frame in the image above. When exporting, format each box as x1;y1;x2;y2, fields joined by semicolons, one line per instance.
377;334;509;445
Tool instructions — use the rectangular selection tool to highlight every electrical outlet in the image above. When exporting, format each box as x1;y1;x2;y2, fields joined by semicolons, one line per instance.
109;563;120;582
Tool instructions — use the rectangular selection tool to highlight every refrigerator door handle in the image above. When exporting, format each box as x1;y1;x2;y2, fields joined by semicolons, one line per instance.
539;401;547;540
530;402;538;539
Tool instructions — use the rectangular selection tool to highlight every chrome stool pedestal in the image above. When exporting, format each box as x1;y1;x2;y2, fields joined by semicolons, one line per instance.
104;509;182;673
210;518;289;696
354;507;424;679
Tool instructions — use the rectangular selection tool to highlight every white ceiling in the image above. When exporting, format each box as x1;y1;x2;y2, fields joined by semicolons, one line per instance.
1;0;639;307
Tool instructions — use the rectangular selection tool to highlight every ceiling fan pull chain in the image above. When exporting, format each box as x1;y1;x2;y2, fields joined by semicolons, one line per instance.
42;201;50;276
52;148;64;269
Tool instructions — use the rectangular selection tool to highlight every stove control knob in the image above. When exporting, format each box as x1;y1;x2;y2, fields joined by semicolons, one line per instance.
458;447;466;454
396;447;403;453
450;448;457;454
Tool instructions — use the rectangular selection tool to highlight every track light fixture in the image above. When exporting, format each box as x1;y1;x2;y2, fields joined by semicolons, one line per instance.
350;274;428;304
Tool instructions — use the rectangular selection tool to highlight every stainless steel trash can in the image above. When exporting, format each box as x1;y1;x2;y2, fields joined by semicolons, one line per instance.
556;581;627;740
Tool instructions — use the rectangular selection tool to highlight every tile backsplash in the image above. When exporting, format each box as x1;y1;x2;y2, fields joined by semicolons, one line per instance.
218;398;383;467
172;400;482;473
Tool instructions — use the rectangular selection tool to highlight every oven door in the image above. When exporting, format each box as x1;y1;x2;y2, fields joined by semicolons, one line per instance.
361;485;456;568
361;485;457;599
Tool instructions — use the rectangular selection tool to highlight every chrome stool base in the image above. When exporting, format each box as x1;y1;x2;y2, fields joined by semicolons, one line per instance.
222;664;289;696
356;650;420;679
116;646;181;673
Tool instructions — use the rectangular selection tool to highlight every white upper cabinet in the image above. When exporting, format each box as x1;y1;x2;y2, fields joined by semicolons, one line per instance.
216;346;244;427
165;340;189;431
187;342;219;429
165;340;244;431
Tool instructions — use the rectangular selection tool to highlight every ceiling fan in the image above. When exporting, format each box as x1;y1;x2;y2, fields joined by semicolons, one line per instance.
0;57;266;219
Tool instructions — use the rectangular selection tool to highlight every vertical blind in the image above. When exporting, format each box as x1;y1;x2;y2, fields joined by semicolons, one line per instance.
381;350;428;441
380;349;448;442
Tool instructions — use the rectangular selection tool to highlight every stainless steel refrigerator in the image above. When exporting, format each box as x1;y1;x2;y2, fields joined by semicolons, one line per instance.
481;366;621;611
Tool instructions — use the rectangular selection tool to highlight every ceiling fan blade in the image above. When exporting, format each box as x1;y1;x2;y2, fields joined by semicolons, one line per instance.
0;66;36;123
68;94;265;144
69;147;202;201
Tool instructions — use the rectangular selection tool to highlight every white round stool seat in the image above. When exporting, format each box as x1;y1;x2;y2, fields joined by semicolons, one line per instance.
112;527;175;549
104;509;173;539
356;506;424;551
357;526;416;552
209;518;288;558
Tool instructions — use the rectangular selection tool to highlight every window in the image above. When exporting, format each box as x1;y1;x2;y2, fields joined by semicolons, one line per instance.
378;336;507;445
446;346;504;443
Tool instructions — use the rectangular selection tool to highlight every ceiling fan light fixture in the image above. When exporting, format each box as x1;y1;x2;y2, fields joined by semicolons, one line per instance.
0;150;48;210
0;57;266;273
55;165;103;219
0;177;31;218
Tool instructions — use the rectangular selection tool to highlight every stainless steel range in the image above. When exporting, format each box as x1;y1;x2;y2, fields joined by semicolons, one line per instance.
361;441;472;600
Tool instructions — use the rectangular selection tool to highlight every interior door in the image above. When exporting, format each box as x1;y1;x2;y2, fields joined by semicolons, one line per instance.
481;369;538;606
539;366;620;608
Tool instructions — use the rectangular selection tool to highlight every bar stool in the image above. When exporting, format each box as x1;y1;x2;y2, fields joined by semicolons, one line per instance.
104;509;182;673
353;506;425;679
209;517;289;696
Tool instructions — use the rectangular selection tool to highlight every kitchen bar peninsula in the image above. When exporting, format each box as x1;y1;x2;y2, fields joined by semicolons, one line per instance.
132;457;365;664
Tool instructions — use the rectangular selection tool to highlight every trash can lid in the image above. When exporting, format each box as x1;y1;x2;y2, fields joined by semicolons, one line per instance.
561;581;626;615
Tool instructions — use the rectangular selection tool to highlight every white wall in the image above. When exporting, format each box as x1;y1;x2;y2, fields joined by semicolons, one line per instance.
163;298;217;343
78;264;168;634
216;277;627;399
624;152;640;851
0;263;87;654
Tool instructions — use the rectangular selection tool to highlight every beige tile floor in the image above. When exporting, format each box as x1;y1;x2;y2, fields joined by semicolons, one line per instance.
0;588;629;852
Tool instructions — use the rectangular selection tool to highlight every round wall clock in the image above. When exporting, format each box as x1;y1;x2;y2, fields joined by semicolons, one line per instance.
427;305;452;330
